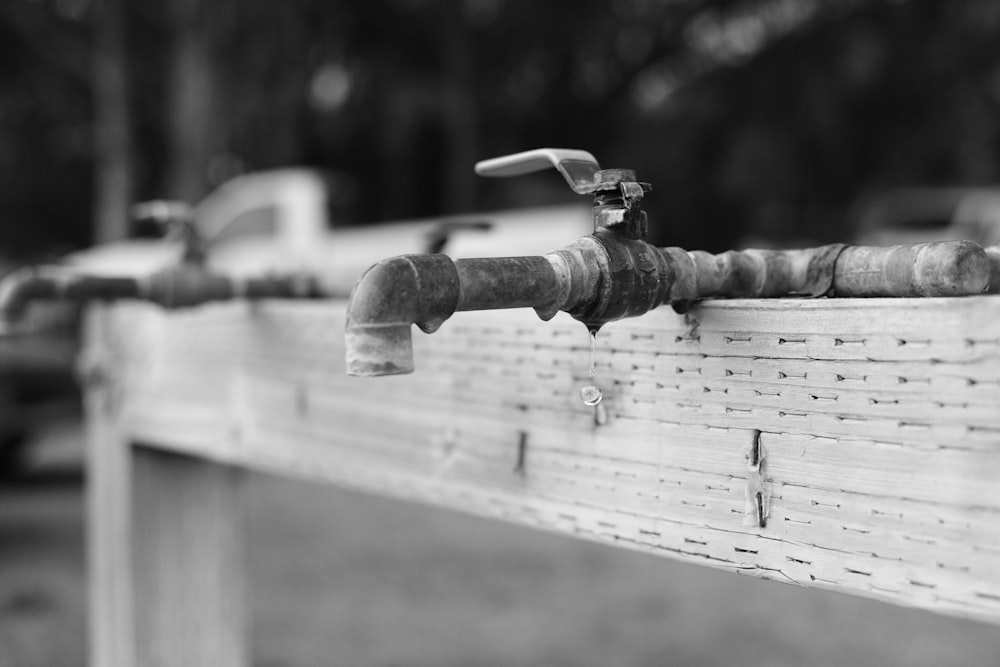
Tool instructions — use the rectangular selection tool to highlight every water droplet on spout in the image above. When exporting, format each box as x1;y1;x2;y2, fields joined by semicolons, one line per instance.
580;384;603;406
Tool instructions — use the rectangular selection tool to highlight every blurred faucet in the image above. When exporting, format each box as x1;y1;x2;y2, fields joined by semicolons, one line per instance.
0;199;322;331
345;148;990;376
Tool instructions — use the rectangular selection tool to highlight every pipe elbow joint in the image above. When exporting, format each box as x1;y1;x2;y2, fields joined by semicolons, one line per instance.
345;254;460;377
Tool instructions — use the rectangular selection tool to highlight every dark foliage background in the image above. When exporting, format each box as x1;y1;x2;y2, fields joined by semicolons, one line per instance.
2;0;999;258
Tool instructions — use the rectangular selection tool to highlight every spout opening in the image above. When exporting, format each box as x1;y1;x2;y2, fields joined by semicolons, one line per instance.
344;254;460;376
345;325;414;376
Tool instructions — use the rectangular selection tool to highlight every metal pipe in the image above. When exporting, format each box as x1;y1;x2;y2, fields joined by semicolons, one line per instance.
0;266;141;327
344;252;599;376
0;264;322;331
832;242;989;297
344;238;990;377
139;265;321;307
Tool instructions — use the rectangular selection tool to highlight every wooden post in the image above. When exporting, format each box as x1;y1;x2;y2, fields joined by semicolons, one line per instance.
85;308;248;667
131;447;246;667
85;367;135;666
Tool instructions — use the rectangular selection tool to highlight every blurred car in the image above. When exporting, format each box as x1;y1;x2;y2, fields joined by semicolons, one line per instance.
854;187;1000;247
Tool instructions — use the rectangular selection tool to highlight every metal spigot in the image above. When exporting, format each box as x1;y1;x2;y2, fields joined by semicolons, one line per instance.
475;148;651;239
474;148;669;323
344;148;990;376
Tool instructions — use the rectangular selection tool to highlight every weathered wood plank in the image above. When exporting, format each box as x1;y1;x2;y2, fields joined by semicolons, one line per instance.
84;308;135;667
85;307;249;667
131;448;247;667
86;297;1000;624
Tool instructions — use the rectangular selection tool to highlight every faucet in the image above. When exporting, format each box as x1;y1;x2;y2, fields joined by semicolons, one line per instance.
346;148;991;376
0;200;322;331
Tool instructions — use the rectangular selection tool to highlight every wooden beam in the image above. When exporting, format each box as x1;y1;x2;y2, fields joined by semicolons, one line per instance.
85;296;1000;624
84;307;134;667
85;308;248;667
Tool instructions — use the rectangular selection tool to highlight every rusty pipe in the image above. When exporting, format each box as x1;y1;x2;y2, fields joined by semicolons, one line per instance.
0;264;322;330
832;242;989;297
344;248;601;376
683;241;989;300
345;238;990;377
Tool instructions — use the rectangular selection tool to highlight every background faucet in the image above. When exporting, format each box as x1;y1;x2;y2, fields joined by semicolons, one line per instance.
0;199;323;332
346;148;991;377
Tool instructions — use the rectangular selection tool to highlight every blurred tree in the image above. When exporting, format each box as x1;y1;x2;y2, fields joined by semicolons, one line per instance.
1;0;999;257
635;0;1000;249
0;0;92;257
92;0;132;243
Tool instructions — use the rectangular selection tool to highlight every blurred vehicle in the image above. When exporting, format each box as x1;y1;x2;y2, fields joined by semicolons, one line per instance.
854;187;1000;247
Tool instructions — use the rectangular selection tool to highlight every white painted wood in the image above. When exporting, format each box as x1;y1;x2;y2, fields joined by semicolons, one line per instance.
84;307;135;667
85;306;249;667
131;447;247;667
84;296;1000;625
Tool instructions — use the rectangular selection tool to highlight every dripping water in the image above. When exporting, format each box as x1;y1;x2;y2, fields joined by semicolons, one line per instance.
580;326;608;424
588;328;597;379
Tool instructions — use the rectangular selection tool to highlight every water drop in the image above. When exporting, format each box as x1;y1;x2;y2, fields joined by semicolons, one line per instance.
588;327;598;378
581;326;607;422
580;384;603;406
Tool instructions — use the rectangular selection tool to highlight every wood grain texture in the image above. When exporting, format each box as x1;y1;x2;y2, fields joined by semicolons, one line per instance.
85;296;1000;624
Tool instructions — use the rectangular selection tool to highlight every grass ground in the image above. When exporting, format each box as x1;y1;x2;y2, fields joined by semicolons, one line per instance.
3;423;1000;666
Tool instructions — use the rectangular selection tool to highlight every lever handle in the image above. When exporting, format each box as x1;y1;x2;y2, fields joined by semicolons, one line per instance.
474;148;602;195
684;241;989;302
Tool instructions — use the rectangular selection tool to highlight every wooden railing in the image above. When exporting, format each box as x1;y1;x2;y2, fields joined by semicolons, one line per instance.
83;296;1000;665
